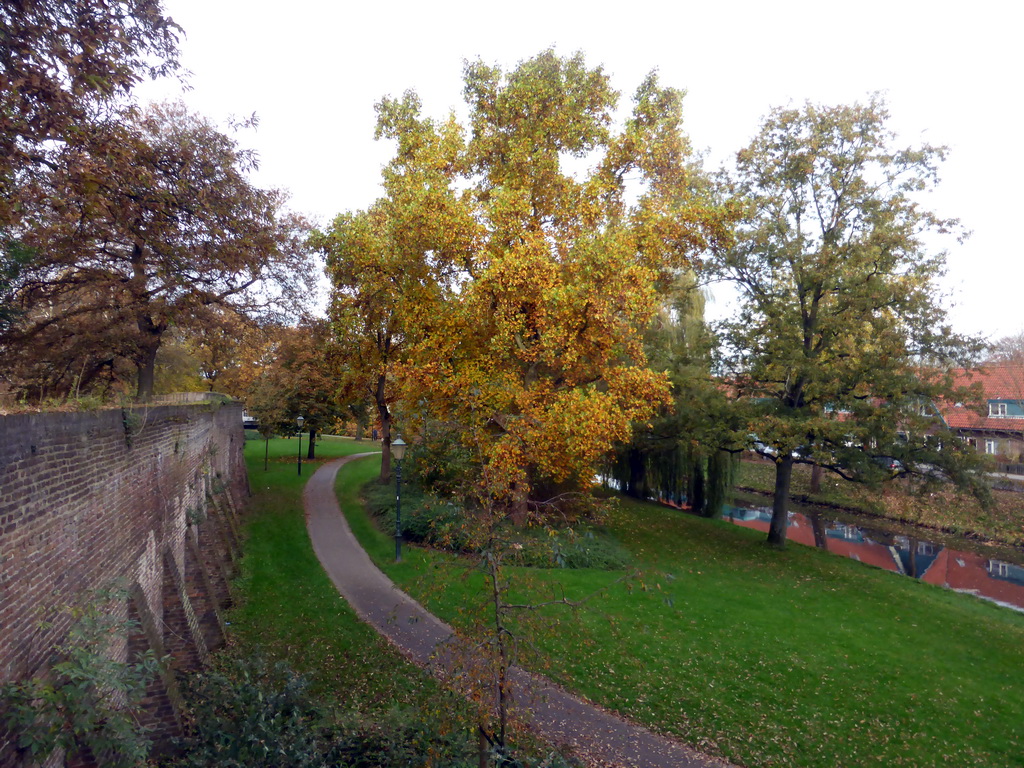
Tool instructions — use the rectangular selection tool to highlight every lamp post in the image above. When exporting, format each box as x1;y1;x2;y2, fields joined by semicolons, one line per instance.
391;436;407;562
296;415;305;476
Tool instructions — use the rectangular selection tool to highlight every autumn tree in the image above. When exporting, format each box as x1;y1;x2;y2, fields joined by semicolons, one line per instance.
181;307;259;394
269;320;345;459
0;0;181;213
2;1;184;396
313;196;463;481
711;96;987;547
151;331;205;394
350;50;728;516
220;320;345;463
1;102;313;400
320;52;730;752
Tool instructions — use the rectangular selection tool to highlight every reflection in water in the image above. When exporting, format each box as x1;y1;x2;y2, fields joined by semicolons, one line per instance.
724;504;1024;613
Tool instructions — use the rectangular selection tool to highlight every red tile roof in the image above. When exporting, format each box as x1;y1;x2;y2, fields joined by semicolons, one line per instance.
941;366;1024;432
952;365;1024;400
921;549;1024;609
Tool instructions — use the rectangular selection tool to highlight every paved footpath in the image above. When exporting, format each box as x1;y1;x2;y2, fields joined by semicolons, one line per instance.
305;455;735;768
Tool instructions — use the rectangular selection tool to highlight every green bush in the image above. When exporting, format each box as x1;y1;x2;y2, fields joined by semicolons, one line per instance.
362;481;630;570
169;654;485;768
326;709;476;767
170;656;327;768
0;586;161;768
513;528;631;570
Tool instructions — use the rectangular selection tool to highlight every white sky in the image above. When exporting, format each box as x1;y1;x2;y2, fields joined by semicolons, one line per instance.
135;0;1023;343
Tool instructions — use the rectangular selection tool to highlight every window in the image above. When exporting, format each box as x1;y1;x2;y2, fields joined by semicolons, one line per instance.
989;560;1010;578
989;402;1008;417
985;439;998;455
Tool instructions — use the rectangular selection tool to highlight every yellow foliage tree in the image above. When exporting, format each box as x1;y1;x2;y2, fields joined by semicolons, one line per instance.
318;50;729;514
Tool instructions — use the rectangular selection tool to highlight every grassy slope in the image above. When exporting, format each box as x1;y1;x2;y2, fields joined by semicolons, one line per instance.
342;455;1024;768
231;437;447;715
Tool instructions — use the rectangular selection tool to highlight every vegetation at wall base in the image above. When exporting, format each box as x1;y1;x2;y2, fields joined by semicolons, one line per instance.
342;455;1024;768
168;437;571;767
0;586;160;768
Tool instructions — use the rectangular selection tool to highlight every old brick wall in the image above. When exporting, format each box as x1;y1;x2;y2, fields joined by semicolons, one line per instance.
0;397;248;766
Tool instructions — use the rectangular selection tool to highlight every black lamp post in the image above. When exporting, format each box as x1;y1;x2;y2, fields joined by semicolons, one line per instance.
296;415;305;476
392;436;407;562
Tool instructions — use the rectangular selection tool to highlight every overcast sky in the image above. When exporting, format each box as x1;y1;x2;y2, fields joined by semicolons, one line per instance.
136;0;1022;343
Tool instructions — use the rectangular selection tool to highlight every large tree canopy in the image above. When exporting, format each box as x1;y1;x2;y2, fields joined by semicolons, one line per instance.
1;0;181;226
2;102;313;399
313;198;452;481
2;0;183;343
712;96;987;546
319;50;730;515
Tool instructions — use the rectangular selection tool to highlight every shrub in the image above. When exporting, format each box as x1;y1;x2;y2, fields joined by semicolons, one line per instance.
362;481;630;570
506;527;631;570
0;586;161;768
169;654;482;768
326;709;476;767
170;656;327;768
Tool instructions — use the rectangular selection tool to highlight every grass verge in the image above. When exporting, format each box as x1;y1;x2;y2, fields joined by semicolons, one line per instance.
344;455;1024;768
231;437;458;716
230;437;569;767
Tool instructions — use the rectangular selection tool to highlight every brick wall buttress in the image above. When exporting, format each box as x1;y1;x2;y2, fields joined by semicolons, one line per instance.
0;398;247;766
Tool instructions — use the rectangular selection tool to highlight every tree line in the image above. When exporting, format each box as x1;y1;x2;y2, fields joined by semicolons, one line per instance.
313;52;994;547
0;3;1000;547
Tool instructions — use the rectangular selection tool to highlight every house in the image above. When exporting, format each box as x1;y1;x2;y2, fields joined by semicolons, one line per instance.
941;366;1024;463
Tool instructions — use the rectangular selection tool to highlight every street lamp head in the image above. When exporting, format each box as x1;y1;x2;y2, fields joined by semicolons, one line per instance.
391;436;407;462
296;415;305;428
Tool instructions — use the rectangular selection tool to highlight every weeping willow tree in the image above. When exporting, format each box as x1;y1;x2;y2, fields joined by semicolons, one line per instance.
609;273;741;517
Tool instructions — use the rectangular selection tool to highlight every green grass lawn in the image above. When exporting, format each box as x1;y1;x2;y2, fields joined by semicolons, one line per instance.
343;455;1024;768
231;436;446;714
231;438;574;766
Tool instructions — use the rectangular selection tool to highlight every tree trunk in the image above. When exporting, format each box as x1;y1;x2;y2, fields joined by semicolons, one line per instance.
810;512;829;551
379;415;392;483
810;464;823;494
135;341;159;401
626;448;645;498
375;375;392;482
478;728;488;768
767;454;794;547
306;426;317;459
508;483;529;526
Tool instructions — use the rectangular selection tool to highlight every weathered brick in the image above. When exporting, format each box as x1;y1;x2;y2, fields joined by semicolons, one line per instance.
0;400;247;765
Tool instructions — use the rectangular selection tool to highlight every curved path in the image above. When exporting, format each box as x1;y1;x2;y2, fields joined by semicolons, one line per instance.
305;455;734;768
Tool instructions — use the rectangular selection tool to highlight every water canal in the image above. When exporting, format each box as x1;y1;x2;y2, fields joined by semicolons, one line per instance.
722;500;1024;612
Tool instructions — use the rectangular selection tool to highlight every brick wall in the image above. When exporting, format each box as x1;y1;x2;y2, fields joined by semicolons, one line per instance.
0;397;248;766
